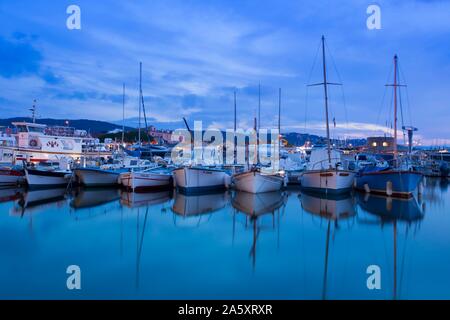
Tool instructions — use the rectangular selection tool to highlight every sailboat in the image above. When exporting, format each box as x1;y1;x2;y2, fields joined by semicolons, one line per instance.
300;36;356;194
233;86;285;193
119;62;174;192
76;63;158;187
355;55;422;198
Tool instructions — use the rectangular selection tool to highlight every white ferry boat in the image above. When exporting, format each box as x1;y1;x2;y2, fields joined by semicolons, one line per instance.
0;122;112;165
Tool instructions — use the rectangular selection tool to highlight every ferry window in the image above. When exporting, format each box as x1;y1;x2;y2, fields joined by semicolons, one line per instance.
28;126;45;133
16;125;28;133
39;162;52;167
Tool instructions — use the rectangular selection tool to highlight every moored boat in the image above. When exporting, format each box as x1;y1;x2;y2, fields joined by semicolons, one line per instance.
173;166;231;194
300;36;356;194
120;167;173;192
0;167;25;186
24;161;71;188
233;169;284;194
355;167;423;198
74;167;125;187
354;55;422;198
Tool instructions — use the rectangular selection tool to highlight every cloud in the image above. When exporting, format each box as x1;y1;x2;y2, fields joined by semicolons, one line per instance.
0;35;42;78
0;0;449;145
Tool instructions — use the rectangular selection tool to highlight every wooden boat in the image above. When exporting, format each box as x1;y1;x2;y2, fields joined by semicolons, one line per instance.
300;36;355;194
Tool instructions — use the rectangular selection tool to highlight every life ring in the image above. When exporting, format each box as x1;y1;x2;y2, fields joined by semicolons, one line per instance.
29;139;38;147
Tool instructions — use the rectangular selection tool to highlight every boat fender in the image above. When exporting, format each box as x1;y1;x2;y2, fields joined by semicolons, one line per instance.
386;181;393;196
364;183;371;193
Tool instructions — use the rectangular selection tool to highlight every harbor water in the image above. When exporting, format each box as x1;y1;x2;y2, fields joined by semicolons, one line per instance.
0;177;449;299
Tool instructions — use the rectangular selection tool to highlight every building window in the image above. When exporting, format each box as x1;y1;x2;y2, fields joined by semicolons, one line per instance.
382;142;389;147
372;142;377;147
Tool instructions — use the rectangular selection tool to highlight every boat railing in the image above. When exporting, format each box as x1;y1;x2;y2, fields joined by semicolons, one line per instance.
310;157;345;170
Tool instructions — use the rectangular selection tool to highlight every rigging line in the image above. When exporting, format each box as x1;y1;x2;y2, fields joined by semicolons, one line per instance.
304;86;309;132
396;62;405;131
324;40;349;132
376;63;394;129
141;95;151;143
304;38;322;133
398;62;414;126
398;83;406;144
389;87;394;137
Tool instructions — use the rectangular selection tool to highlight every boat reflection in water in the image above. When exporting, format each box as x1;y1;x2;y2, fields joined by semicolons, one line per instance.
71;188;121;209
356;192;424;300
172;191;229;217
299;191;356;300
12;187;67;216
121;190;172;208
356;192;424;223
0;187;23;203
299;191;356;221
232;191;288;269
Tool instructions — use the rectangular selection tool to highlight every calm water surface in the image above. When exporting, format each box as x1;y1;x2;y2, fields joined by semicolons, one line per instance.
0;177;449;299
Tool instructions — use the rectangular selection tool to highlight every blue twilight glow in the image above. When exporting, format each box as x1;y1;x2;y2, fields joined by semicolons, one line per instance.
0;0;449;144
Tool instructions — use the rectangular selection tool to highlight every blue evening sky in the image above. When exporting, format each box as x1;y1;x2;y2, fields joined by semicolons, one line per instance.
0;0;449;144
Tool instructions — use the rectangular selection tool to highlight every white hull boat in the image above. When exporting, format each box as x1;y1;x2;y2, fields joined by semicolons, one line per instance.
233;170;284;194
173;167;230;194
75;168;125;187
120;169;172;192
0;168;24;186
300;169;355;194
25;168;71;188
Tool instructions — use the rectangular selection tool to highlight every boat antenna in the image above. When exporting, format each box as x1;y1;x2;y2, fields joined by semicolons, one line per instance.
30;100;37;123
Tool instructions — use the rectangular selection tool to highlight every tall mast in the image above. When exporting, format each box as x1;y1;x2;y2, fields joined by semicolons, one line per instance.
122;83;125;144
234;90;237;165
393;55;398;162
258;83;261;133
321;36;332;167
257;84;261;165
138;62;142;147
278;88;281;159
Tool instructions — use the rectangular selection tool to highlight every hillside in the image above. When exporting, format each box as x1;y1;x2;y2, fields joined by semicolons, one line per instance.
0;117;134;135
